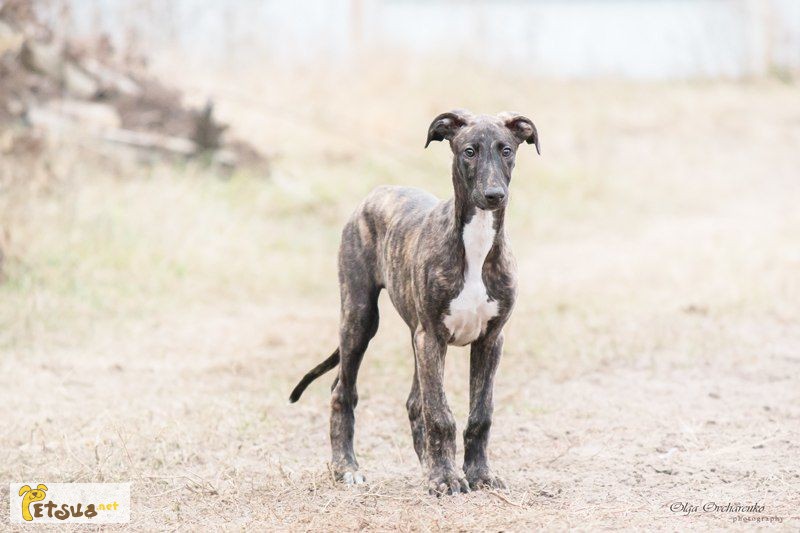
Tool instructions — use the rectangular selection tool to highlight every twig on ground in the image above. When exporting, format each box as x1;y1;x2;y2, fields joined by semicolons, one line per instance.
487;489;526;508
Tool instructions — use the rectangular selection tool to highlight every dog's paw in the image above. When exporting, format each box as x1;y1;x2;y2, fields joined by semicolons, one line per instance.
465;469;506;490
341;470;366;485
427;468;470;496
333;464;366;486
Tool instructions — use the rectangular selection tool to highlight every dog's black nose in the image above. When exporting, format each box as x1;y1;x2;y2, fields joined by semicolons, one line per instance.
484;188;506;203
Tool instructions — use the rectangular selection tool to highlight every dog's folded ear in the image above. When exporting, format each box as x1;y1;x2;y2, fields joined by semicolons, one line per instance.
500;113;540;155
425;110;473;148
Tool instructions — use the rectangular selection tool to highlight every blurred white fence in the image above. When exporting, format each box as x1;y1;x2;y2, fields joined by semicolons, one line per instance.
62;0;800;79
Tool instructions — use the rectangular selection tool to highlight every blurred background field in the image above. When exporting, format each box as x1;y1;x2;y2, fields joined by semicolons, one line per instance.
1;1;799;530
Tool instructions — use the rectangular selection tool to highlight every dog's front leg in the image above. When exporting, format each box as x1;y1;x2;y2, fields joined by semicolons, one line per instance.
414;327;470;495
463;332;506;489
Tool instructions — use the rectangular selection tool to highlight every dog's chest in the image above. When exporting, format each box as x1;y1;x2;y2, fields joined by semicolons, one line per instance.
443;210;499;346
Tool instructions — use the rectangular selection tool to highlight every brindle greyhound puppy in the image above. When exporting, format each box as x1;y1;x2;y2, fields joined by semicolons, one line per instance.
290;109;539;495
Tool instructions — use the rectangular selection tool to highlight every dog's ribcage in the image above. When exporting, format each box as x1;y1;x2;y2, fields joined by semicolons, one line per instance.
443;209;499;346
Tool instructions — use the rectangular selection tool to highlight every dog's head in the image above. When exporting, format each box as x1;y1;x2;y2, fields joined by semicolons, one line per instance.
425;110;539;211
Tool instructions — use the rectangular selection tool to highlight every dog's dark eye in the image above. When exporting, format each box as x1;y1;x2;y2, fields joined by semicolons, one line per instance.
464;147;475;158
501;147;513;157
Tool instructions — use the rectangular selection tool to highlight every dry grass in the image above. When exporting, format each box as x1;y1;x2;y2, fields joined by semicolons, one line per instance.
1;57;799;530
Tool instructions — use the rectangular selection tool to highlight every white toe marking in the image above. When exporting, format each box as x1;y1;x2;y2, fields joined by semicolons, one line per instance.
443;209;499;346
342;471;365;486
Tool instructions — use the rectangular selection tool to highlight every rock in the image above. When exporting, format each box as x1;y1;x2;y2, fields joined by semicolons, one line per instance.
19;39;63;78
80;57;141;97
5;99;25;117
26;105;72;132
50;100;121;129
0;20;24;55
0;129;44;156
62;62;99;99
27;100;120;133
19;41;100;99
212;148;238;169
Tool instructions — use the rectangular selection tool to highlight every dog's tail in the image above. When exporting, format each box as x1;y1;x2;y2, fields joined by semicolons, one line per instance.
289;348;340;403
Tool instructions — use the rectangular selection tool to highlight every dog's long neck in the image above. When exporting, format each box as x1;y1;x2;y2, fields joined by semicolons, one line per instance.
451;165;506;256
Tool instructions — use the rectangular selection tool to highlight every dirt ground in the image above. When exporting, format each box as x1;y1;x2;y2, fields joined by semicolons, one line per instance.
1;61;799;530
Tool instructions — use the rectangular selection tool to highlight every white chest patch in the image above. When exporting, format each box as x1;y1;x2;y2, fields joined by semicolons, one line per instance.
443;210;499;346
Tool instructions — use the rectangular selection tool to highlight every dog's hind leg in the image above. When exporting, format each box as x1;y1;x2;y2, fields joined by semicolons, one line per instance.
330;273;380;484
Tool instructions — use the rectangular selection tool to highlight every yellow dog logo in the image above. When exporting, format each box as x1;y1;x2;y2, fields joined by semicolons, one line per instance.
19;484;48;521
